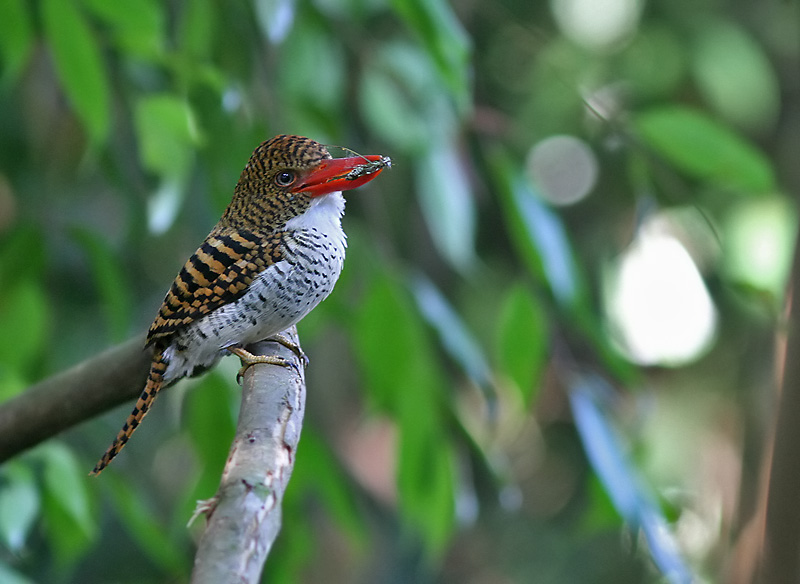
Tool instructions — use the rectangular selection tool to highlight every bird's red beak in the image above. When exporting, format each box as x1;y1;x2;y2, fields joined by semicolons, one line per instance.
293;155;391;197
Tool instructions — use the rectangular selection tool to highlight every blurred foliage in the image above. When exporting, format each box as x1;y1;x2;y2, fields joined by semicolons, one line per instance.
0;0;798;582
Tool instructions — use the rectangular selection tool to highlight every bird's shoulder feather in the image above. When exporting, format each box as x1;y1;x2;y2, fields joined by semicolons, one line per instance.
146;228;284;345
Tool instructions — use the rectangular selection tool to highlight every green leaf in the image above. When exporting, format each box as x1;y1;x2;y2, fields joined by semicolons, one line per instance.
359;42;461;151
635;105;775;193
41;444;95;540
359;46;433;151
178;0;216;61
581;474;625;533
185;372;237;495
291;431;366;545
264;504;314;584
568;374;694;582
493;157;580;308
491;153;634;384
415;142;476;271
0;465;40;552
390;0;471;112
146;177;186;235
722;197;797;296
134;94;199;179
81;0;164;60
0;225;46;282
353;274;455;550
41;498;92;573
518;39;588;138
41;0;110;145
71;228;132;342
102;473;186;573
0;563;35;584
353;275;420;413
620;25;686;100
278;19;344;132
255;0;297;44
692;20;779;132
0;0;34;85
396;392;456;553
39;445;96;570
411;274;492;395
496;284;548;407
0;279;49;373
135;94;200;233
0;227;46;387
0;368;26;403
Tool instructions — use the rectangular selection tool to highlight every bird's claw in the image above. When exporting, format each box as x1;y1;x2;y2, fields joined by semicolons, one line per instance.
227;346;301;384
267;334;309;368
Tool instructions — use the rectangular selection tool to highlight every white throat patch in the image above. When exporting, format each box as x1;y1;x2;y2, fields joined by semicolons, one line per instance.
285;192;347;249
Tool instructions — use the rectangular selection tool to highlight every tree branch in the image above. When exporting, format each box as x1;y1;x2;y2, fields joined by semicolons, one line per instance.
758;230;800;583
1;327;307;582
190;327;306;584
0;335;151;463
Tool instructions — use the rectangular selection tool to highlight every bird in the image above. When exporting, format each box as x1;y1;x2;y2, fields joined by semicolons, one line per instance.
91;134;390;475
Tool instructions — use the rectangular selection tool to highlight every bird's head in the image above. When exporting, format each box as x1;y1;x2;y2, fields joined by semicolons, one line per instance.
225;135;389;230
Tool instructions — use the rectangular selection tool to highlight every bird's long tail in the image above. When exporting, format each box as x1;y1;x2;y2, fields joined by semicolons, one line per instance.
90;346;168;475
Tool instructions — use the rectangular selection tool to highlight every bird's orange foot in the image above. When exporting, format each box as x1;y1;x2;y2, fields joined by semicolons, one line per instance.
266;334;309;368
227;346;300;384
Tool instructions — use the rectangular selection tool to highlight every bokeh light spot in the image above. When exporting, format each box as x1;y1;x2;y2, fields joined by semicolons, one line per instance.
723;197;796;296
606;217;717;366
527;135;598;206
551;0;643;49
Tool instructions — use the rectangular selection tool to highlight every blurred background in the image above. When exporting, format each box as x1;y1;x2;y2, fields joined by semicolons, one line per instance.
0;0;798;582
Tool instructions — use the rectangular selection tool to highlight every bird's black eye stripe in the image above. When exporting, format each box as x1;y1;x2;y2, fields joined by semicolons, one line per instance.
274;171;296;187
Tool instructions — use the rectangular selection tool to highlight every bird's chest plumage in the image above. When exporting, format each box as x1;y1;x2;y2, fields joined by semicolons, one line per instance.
162;194;347;381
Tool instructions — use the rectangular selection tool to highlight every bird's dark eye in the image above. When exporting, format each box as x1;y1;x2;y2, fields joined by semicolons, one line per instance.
274;171;296;187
